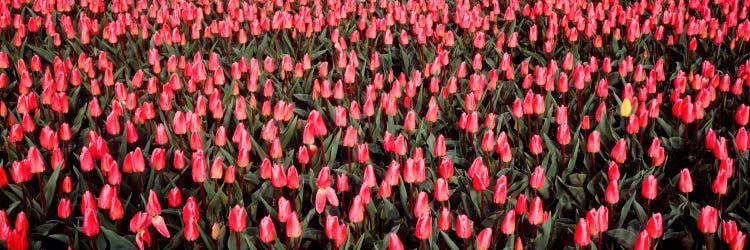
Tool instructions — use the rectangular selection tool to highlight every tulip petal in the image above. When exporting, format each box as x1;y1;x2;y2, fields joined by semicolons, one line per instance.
152;216;171;238
315;189;327;213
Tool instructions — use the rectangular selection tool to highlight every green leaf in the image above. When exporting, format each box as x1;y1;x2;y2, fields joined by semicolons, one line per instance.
44;165;63;213
607;229;637;249
101;227;137;249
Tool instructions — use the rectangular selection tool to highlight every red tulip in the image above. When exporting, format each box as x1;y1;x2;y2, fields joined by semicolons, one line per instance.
634;230;650;250
712;168;729;195
0;167;7;188
722;220;738;243
287;212;301;238
57;198;71;219
259;216;276;243
587;131;600;153
439;157;454;179
349;195;366;223
481;130;495;152
184;217;199;242
557;124;571;146
515;194;528;215
228;205;247;232
493;175;508;204
736;128;748;152
191;150;206;183
646;213;663;239
731;232;746;250
456;214;473;239
698;205;718;234
606;180;620;204
288;166;299;189
528;196;546;226
315;167;339;213
438;207;451;231
434;134;446;157
413;191;430;217
435;178;449;202
277;197;292;223
271;164;287;188
574;219;590;246
415;214;432;240
388;233;404;250
501;210;516;235
150;148;166;171
129;212;152;250
357;143;370;163
679;168;693;193
529;134;543;155
82;208;99;237
529;166;545;190
476;228;492;250
611;139;627;163
641;175;658;200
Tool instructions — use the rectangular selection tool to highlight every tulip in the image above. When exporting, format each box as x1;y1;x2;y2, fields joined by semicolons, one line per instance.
259;216;276;243
415;214;432;240
529;166;545;190
606;180;620;204
698;206;718;234
575;219;590;247
528;196;546;226
184;218;199;242
642;175;658;200
357;143;370;163
438;207;451;231
515;194;528;215
228;205;247;232
646;213;663;239
501;210;516;235
712;169;728;195
722;220;738;243
82;209;99;237
286;167;299;189
336;173;349;193
679;168;694;194
529;134;543;156
434;134;446;157
315;167;339;213
634;230;650;250
730;231;746;250
129;212;152;250
388;233;404;250
271;164;287;188
736;128;748;151
57;198;71;219
278;197;291;223
435;178;449;202
611;139;628;164
456;214;472;239
439;157;454;179
587;131;600;153
287;212;301;238
476;228;492;250
493;176;508;204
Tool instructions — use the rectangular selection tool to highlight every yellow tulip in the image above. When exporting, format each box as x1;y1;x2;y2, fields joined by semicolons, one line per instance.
620;98;633;117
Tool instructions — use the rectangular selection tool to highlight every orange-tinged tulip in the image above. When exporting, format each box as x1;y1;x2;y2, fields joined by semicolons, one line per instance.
287;212;301;238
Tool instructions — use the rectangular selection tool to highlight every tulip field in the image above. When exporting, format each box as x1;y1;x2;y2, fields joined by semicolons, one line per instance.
3;0;750;249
